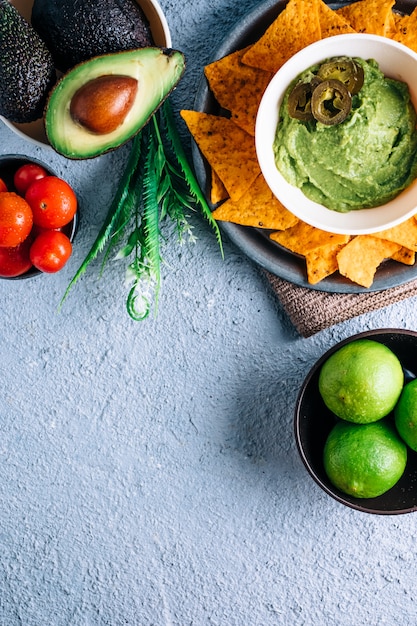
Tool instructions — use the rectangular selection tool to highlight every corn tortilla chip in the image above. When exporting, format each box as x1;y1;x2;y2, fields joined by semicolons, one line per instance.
212;174;299;230
392;6;417;53
372;218;417;251
270;221;349;255
242;0;321;74
180;110;260;202
384;9;397;37
211;170;228;204
337;236;401;288
391;247;415;265
204;47;272;136
318;1;357;38
336;0;395;35
305;242;347;284
394;11;405;26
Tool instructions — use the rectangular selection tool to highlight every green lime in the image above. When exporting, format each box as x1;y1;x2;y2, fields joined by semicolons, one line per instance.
318;339;404;423
323;419;407;499
395;378;417;451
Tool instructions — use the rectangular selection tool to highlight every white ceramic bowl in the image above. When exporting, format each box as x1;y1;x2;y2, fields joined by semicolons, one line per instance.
1;0;172;148
256;34;417;235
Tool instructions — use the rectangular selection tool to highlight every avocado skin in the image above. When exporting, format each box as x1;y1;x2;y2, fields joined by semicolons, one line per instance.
31;0;154;72
0;0;56;123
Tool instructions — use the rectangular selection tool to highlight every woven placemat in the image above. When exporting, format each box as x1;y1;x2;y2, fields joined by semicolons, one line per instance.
265;271;417;337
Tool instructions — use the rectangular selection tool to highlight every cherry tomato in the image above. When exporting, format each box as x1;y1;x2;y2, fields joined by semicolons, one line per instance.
0;178;8;193
25;176;77;229
13;163;48;195
30;230;72;273
0;192;33;247
0;237;33;277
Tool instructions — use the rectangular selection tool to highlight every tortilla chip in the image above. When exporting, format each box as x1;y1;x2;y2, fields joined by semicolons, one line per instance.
242;0;321;74
305;242;347;284
337;235;401;288
318;1;357;38
270;221;349;255
180;110;260;201
392;6;417;53
393;11;407;33
372;218;417;251
394;11;406;25
211;170;228;204
204;47;272;136
384;9;397;37
336;0;395;35
391;247;416;265
212;173;299;230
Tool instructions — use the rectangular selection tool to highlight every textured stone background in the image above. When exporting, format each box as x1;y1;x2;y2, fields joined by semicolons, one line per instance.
2;0;417;624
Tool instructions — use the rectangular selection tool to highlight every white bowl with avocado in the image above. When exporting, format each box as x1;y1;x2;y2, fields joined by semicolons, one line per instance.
256;34;417;235
1;0;172;149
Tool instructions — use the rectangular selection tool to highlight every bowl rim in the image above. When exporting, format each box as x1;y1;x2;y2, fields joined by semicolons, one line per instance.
294;327;417;515
255;33;417;235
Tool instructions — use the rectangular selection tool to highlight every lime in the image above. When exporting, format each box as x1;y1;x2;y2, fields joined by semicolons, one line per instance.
395;378;417;451
323;419;407;499
318;339;404;423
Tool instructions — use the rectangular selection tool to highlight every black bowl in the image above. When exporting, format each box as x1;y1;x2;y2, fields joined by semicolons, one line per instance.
294;328;417;515
0;154;79;280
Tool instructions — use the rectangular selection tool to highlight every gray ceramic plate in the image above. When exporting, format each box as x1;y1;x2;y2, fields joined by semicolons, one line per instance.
192;0;417;293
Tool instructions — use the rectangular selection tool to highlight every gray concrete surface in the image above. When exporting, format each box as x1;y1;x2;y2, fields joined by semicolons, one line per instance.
1;0;417;624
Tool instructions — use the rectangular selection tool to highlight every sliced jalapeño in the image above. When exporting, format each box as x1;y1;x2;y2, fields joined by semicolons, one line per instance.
311;78;352;126
287;81;314;121
317;57;364;95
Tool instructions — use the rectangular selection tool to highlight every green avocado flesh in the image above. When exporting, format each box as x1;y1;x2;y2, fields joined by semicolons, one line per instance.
45;48;185;159
274;57;417;212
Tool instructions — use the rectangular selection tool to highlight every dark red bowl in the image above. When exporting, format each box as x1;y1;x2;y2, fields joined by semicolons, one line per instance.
294;328;417;515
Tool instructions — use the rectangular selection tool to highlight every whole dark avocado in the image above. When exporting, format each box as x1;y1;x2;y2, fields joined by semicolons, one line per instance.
31;0;154;72
0;0;56;123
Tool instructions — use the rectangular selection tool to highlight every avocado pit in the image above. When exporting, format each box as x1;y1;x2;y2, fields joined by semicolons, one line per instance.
70;74;138;135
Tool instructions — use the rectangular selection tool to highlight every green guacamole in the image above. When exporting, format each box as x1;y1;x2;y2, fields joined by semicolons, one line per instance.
274;58;417;212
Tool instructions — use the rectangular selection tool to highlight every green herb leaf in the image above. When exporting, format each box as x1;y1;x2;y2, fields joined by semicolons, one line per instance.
61;96;223;321
125;129;162;320
60;132;143;307
159;100;224;257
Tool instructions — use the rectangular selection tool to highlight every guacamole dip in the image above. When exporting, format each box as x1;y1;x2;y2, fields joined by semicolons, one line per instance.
274;57;417;212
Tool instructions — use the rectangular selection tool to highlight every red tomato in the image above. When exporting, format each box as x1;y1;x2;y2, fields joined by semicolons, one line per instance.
14;163;48;195
0;178;7;193
0;237;33;277
0;192;33;247
13;163;48;196
25;176;77;229
30;230;72;273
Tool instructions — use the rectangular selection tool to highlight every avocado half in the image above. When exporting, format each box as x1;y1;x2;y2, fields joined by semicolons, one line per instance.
44;47;185;159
